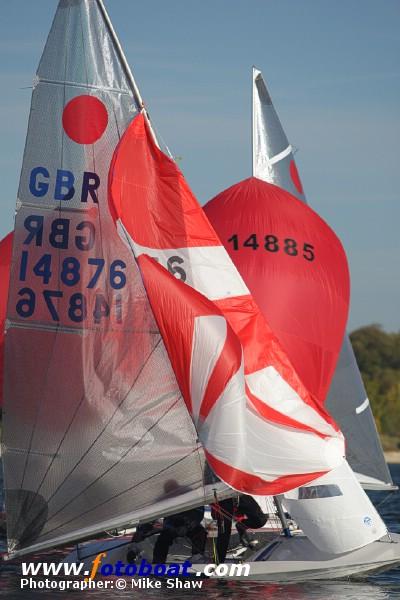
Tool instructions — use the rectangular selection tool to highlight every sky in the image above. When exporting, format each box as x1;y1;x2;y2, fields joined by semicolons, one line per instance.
0;0;399;332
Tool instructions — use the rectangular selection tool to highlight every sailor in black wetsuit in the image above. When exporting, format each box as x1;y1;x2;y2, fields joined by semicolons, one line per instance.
131;506;206;563
212;495;268;563
152;506;206;563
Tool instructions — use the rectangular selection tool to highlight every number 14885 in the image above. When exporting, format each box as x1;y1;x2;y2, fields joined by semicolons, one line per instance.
227;234;315;261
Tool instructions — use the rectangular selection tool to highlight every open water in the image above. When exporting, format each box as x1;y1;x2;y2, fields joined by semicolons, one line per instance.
0;463;399;599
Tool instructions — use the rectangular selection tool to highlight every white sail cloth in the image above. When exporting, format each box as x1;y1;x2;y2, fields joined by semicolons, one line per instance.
2;0;232;558
284;459;387;553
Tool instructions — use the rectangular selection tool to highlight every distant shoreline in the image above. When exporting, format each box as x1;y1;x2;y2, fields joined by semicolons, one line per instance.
384;451;400;464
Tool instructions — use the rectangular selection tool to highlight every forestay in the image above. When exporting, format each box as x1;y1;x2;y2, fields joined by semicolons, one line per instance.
2;0;231;558
251;67;392;490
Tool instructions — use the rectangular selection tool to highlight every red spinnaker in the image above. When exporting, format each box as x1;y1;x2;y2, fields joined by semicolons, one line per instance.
0;232;13;408
204;177;350;405
108;114;345;494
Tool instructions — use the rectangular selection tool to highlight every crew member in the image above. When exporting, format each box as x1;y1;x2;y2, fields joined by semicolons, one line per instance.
153;505;206;563
212;494;268;563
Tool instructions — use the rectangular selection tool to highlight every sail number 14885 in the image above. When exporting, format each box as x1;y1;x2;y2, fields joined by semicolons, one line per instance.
227;234;315;261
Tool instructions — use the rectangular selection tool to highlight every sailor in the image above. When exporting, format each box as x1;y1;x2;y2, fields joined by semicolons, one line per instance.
130;480;207;563
154;505;207;563
212;494;268;563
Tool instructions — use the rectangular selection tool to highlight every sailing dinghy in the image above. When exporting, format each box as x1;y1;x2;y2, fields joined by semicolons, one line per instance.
201;68;400;576
250;67;394;492
2;1;400;581
107;112;400;579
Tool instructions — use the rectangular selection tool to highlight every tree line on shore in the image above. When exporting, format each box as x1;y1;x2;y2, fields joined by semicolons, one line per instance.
350;324;400;446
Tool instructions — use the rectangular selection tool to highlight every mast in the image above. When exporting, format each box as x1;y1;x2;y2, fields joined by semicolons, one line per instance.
251;67;256;177
96;0;159;147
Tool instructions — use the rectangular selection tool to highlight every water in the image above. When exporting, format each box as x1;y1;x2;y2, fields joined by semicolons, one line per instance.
1;464;400;599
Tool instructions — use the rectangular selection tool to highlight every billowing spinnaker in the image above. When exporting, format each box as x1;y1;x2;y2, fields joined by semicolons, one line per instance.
109;113;345;494
2;0;230;558
204;177;350;405
0;232;13;408
250;67;392;489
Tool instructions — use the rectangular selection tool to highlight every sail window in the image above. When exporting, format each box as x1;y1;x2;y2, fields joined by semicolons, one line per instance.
298;485;343;500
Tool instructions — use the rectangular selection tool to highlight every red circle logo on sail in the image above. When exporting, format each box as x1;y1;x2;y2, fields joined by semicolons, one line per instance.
62;95;108;144
289;160;303;195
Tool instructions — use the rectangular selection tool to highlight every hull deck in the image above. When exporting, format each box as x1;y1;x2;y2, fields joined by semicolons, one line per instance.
65;530;400;582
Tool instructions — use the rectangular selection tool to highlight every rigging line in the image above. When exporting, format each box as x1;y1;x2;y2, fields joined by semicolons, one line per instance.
36;450;201;539
375;491;398;510
32;337;163;509
22;338;116;519
44;394;183;524
19;3;72;494
210;498;258;534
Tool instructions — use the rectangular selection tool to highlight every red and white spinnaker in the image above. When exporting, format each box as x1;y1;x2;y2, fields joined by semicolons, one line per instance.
109;113;345;495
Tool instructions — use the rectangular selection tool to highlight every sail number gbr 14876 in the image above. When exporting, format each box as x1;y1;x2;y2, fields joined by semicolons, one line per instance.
16;253;126;324
227;234;315;261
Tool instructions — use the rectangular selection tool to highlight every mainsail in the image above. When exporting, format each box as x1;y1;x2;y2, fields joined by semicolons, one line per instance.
249;67;392;490
0;232;13;409
2;0;231;558
109;113;345;494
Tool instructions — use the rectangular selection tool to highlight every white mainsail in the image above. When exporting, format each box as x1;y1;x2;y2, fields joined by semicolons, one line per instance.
2;0;232;558
252;67;393;491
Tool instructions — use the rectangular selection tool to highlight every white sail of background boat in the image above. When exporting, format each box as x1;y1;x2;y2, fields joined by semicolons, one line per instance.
251;67;393;491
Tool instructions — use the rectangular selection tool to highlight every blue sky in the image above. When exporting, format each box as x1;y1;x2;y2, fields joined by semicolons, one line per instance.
0;0;399;331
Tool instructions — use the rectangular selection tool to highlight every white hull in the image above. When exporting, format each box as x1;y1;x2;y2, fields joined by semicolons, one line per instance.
206;532;400;581
64;531;400;582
